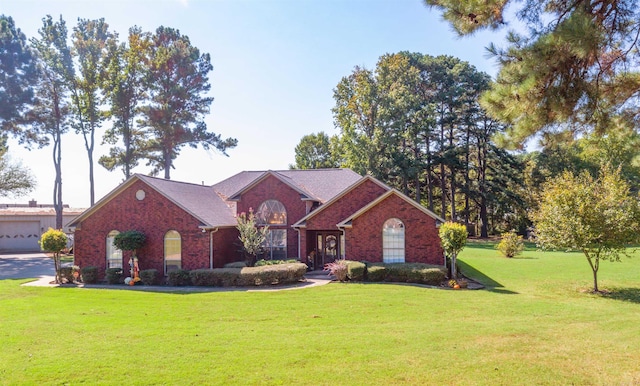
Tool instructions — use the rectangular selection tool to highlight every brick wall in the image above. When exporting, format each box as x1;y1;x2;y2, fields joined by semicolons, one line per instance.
236;174;307;259
212;227;241;267
345;193;444;265
305;178;388;230
74;179;210;279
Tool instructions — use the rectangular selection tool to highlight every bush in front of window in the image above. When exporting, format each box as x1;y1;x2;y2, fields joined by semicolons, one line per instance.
384;263;446;285
246;263;307;285
80;266;98;284
105;268;123;284
366;265;387;282
344;260;366;281
139;269;158;285
167;269;191;286
186;263;307;287
189;268;239;286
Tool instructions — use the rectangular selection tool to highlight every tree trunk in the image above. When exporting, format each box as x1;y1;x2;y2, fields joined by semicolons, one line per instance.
124;111;132;179
164;149;172;180
88;128;95;205
449;125;456;221
586;254;600;292
464;125;471;227
425;136;434;211
451;252;457;279
53;252;61;284
477;127;488;238
53;90;63;230
440;162;447;219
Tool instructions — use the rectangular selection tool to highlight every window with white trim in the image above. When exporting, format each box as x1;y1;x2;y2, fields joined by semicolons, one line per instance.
383;218;405;263
164;230;182;274
261;229;287;260
106;230;122;269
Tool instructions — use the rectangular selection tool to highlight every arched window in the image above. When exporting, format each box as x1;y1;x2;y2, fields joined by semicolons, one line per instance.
383;218;405;263
164;230;181;274
256;200;287;225
106;230;122;269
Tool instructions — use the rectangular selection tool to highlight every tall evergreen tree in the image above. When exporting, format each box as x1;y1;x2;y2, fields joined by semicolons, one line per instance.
0;15;40;145
29;15;73;228
70;18;114;205
141;26;237;179
100;26;151;179
425;0;640;147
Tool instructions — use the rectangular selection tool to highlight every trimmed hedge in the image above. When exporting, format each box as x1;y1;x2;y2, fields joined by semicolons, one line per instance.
187;263;307;287
344;260;366;281
344;262;446;285
366;265;387;282
384;263;446;285
139;269;159;285
190;268;239;287
167;269;191;286
105;268;124;284
80;266;98;284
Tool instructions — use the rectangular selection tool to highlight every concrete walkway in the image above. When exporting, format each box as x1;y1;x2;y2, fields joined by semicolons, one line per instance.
1;252;333;292
20;274;333;292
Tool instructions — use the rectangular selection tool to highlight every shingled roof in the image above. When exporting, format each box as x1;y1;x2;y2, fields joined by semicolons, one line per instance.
212;168;362;203
67;174;237;229
136;175;237;228
69;169;364;229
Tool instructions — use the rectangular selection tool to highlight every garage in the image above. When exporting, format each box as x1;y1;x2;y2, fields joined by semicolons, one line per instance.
0;202;86;253
0;221;41;252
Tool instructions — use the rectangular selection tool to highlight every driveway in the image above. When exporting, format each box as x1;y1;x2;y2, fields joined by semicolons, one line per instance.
0;252;55;279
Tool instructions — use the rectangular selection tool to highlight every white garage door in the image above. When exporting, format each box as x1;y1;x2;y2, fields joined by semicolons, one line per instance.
0;221;41;252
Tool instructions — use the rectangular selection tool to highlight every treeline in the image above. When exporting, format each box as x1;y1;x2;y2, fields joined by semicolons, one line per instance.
293;52;640;237
0;15;237;227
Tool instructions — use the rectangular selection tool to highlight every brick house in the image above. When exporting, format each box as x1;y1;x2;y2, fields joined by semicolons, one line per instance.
69;169;444;278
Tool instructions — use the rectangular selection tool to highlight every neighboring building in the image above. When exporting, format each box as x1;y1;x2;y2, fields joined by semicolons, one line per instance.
68;169;445;278
0;201;85;252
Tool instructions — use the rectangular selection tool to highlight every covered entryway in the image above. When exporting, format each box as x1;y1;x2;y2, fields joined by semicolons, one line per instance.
0;221;41;252
309;231;343;270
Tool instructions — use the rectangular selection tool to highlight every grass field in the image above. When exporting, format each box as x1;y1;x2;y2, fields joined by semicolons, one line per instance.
1;242;639;385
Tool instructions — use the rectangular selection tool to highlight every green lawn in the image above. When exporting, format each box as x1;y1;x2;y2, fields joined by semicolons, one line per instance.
1;242;639;385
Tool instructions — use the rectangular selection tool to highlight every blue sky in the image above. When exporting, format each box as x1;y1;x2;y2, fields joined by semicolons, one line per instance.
1;0;502;207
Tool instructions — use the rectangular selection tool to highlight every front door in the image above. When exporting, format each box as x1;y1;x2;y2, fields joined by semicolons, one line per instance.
315;232;340;270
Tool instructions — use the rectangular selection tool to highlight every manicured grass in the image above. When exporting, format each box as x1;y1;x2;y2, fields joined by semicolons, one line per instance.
1;242;640;385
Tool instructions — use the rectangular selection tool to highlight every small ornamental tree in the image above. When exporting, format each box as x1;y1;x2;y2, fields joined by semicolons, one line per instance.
39;228;68;284
237;208;268;267
532;166;640;293
113;230;146;259
438;222;468;279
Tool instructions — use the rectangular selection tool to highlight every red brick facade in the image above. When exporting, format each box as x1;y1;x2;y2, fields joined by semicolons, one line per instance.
344;194;444;265
235;175;307;259
72;171;444;279
304;179;387;231
75;180;213;279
